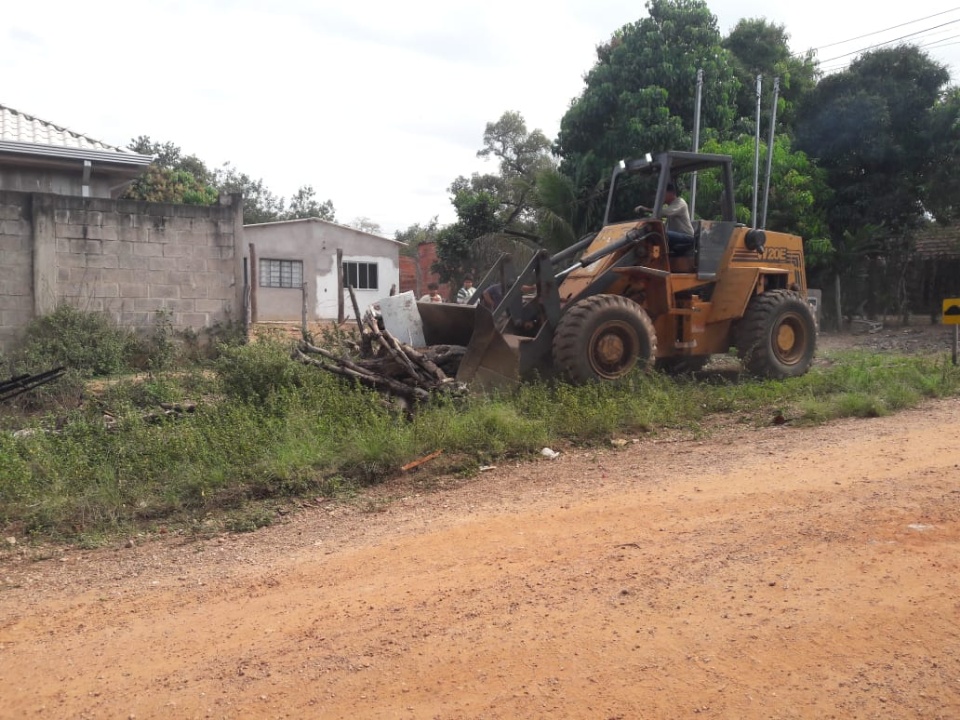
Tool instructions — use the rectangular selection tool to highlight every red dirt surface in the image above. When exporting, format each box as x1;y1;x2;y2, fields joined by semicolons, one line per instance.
2;385;960;719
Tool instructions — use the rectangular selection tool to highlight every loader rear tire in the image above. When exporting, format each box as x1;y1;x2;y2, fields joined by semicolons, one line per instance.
736;289;817;379
553;295;657;383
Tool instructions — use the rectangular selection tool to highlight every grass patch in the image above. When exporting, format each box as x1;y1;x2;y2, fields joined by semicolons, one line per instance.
2;323;959;541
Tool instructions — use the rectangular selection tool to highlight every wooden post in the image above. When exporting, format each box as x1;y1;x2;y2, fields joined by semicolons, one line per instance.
943;298;960;366
248;243;258;324
834;273;842;332
242;257;251;333
347;282;363;333
301;281;308;337
336;248;344;325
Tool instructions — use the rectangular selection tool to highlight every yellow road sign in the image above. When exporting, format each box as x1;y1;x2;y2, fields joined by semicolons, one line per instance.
944;298;960;325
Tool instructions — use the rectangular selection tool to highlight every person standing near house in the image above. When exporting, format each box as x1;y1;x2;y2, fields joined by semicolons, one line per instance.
419;282;443;303
456;276;476;305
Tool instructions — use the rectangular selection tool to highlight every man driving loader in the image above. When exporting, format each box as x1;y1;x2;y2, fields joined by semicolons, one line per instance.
635;182;695;254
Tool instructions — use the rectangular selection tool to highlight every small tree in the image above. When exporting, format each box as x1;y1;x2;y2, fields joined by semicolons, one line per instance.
287;185;336;222
123;137;218;206
213;164;286;225
351;217;382;234
395;217;440;257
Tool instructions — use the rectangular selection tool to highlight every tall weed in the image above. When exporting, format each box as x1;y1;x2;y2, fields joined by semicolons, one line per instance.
2;345;959;540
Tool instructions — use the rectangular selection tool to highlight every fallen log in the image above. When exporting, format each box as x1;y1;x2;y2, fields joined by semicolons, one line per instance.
362;316;423;384
400;342;447;383
300;338;465;376
401;449;443;472
294;349;429;402
295;322;469;411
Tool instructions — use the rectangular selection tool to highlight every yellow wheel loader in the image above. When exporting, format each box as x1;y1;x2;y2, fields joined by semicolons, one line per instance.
417;151;817;389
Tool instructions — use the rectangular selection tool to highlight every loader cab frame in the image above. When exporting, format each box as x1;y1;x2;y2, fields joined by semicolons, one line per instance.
603;151;737;227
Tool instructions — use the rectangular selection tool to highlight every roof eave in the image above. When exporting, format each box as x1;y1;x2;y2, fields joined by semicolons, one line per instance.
0;140;153;168
245;216;402;245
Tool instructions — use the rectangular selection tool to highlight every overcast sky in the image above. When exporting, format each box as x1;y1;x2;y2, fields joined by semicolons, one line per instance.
3;1;959;236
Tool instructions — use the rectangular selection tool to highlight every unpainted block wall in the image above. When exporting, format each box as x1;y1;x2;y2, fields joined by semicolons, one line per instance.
0;194;33;354
0;191;244;355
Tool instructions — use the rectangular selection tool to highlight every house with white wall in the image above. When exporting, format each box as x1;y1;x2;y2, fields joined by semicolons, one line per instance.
243;217;403;322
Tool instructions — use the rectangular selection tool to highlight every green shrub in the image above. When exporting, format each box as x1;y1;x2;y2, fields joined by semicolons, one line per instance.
15;305;136;376
145;310;178;372
214;338;309;403
0;432;33;509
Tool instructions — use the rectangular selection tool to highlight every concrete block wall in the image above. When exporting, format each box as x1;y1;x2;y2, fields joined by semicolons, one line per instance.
0;194;33;354
0;191;244;356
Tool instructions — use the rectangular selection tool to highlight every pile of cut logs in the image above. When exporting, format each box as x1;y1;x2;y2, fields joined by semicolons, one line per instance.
294;312;467;411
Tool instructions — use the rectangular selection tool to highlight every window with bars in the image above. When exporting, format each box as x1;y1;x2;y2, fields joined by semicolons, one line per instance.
343;261;379;290
259;259;303;288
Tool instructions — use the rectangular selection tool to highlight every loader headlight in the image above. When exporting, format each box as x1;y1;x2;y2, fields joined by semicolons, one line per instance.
745;229;767;253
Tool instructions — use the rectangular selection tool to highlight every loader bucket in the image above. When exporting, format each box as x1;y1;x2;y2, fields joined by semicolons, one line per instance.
417;302;521;390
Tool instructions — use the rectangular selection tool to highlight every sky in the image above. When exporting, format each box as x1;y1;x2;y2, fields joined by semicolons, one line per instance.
3;1;960;237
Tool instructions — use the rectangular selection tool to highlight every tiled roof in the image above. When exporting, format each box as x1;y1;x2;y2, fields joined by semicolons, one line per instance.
0;103;131;154
915;225;960;258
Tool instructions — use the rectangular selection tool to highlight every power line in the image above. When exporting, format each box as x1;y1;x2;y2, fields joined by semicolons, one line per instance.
821;30;960;71
810;6;960;52
919;33;960;48
818;18;960;64
910;25;960;43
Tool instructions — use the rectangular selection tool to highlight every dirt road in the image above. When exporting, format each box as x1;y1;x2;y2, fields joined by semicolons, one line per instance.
2;397;960;719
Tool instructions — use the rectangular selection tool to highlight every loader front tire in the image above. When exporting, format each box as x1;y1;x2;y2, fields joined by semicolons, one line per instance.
553;295;657;383
736;289;816;379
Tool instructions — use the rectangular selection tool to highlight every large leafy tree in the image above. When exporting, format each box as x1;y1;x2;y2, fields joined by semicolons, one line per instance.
722;18;819;134
924;87;960;224
435;112;553;282
795;45;950;236
696;136;831;260
794;45;952;321
557;0;740;187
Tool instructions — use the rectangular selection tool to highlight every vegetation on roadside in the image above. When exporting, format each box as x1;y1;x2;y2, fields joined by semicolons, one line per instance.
1;310;959;543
